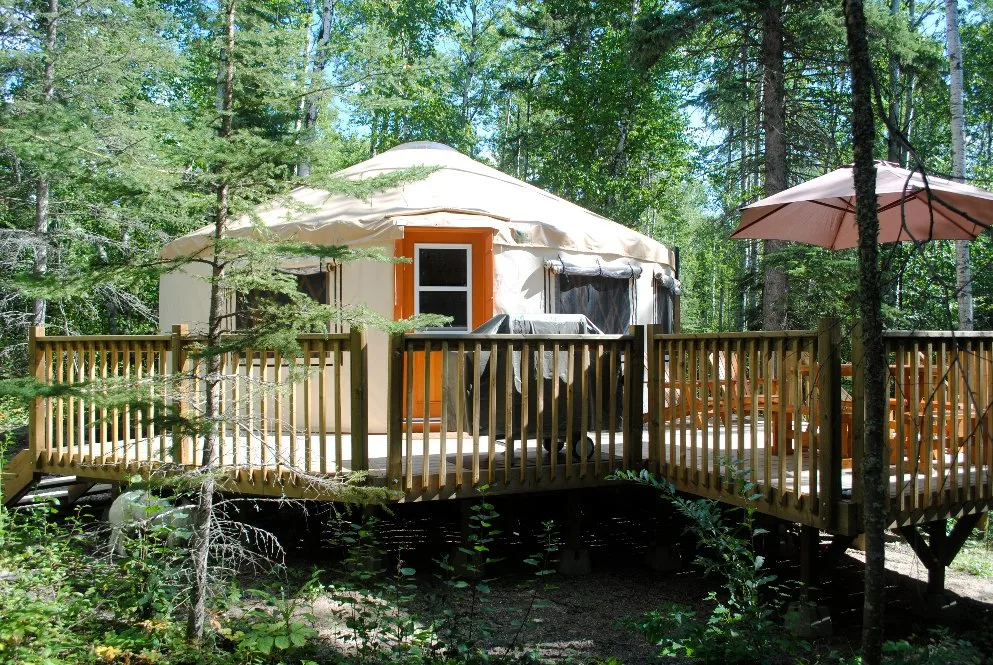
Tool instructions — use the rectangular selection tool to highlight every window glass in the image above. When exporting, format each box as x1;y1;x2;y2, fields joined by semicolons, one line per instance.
419;291;468;329
237;272;327;329
418;248;468;286
556;274;631;334
655;284;674;333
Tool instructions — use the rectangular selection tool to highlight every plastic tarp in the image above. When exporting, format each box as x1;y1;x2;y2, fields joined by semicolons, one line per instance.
544;258;642;279
443;314;623;445
161;142;675;268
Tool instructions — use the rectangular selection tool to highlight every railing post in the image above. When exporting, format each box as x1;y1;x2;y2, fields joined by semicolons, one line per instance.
626;325;646;470
817;317;842;529
349;328;369;471
645;323;662;474
386;333;404;486
171;324;192;466
28;326;45;467
851;321;864;508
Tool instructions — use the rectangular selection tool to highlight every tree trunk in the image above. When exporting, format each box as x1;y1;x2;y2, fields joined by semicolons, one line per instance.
298;0;334;178
886;0;902;163
34;0;58;327
461;0;479;132
760;0;788;331
606;0;641;211
844;1;886;663
946;0;972;330
187;0;236;643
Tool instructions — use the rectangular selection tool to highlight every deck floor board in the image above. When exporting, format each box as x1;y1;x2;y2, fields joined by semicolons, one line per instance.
41;417;990;506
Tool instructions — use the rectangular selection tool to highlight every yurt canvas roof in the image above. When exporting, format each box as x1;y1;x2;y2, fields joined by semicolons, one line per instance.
161;141;673;267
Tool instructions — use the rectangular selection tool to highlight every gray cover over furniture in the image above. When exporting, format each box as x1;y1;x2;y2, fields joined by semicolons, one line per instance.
444;314;623;450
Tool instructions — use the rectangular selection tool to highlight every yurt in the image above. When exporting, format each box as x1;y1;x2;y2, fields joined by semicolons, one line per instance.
159;141;681;433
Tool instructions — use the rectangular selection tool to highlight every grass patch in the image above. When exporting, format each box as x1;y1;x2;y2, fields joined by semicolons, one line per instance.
950;531;993;578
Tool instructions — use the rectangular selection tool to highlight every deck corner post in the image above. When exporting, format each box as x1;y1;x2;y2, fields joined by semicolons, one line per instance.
170;324;192;466
386;333;404;486
850;321;865;507
817;317;842;529
28;326;46;468
349;327;369;471
626;325;646;471
645;323;662;474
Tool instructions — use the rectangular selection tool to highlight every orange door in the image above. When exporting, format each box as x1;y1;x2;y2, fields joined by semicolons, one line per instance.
395;228;494;423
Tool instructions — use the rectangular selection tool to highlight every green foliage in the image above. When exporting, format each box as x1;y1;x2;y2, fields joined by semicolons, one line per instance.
494;0;694;230
507;520;558;654
232;572;322;663
614;467;800;664
828;629;985;665
949;522;993;578
328;513;442;663
431;495;503;659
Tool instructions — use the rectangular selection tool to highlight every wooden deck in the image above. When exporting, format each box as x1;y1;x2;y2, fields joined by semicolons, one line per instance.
13;323;993;537
37;418;988;531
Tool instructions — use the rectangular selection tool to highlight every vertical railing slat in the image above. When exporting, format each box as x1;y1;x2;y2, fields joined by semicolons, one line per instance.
456;342;466;488
439;341;449;488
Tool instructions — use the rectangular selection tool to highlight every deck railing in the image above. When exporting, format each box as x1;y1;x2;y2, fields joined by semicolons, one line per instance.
861;330;993;521
645;319;843;529
22;323;993;528
385;331;644;496
28;326;369;487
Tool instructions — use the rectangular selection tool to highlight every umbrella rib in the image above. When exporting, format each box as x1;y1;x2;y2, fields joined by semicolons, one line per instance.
731;203;792;237
812;198;856;214
830;197;853;250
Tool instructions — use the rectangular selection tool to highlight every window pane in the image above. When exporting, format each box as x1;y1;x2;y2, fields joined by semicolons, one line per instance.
418;248;468;287
556;274;631;334
296;273;327;304
419;291;468;329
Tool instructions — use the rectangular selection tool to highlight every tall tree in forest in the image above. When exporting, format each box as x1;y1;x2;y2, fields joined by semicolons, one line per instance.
496;0;692;229
32;0;57;327
185;0;236;641
633;0;795;330
843;0;886;662
1;0;190;367
298;0;336;177
946;0;973;330
760;0;788;330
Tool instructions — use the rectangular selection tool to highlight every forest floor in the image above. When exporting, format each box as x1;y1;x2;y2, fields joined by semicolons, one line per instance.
265;493;993;664
294;540;993;664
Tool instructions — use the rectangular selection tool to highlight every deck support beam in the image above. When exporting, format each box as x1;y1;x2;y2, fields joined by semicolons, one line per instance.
559;491;591;576
897;512;983;601
787;525;835;638
798;525;820;597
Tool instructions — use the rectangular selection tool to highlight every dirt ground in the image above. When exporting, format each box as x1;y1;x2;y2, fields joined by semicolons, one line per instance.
272;494;993;664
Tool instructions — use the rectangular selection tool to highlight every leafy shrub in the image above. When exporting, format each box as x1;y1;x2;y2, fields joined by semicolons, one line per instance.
614;467;803;664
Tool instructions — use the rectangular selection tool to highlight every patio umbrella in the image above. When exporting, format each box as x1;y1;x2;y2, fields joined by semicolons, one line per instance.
731;161;993;249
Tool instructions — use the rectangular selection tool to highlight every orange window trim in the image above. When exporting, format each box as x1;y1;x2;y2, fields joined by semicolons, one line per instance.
394;227;494;328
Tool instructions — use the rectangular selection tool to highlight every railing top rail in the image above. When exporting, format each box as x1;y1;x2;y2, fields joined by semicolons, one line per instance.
179;333;352;343
39;334;173;343
402;332;633;343
653;330;818;341
883;330;993;340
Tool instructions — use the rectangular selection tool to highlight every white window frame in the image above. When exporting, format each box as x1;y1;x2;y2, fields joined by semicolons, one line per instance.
414;243;472;332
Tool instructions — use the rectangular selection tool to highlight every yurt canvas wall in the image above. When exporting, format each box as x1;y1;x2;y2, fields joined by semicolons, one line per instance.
158;141;680;434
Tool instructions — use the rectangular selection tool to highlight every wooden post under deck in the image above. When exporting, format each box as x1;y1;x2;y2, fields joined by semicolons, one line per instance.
799;525;820;599
349;328;369;471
